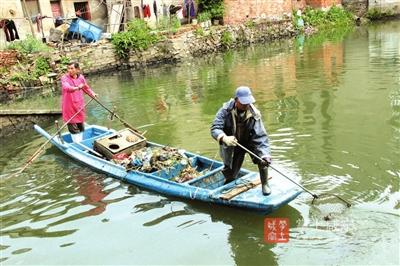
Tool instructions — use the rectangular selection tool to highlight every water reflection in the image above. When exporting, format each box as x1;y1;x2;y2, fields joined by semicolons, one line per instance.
76;175;108;216
132;196;302;266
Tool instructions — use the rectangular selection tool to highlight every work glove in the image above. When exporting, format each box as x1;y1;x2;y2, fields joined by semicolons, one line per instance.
222;135;238;146
260;156;272;167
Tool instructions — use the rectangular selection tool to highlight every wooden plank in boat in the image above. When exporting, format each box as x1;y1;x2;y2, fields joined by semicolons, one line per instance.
219;176;271;200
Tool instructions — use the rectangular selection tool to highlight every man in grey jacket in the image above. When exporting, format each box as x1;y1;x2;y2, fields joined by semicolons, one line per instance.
211;86;272;195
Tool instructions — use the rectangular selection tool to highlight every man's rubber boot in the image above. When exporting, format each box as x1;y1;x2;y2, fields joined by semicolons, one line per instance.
224;177;235;185
260;166;271;196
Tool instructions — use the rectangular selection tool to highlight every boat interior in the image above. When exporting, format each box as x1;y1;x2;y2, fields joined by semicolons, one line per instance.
61;126;254;190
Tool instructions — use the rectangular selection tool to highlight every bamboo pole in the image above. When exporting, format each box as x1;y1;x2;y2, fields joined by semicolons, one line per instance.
21;0;36;37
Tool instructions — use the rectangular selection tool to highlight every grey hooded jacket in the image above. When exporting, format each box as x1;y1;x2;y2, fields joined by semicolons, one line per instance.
210;99;271;168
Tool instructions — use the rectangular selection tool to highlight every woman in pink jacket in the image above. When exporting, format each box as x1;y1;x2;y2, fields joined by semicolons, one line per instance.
61;62;97;142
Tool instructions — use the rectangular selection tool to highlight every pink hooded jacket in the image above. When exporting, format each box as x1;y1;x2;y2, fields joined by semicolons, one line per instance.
61;73;95;123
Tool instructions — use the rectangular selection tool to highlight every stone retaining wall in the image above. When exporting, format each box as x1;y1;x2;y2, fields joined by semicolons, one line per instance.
0;84;57;103
62;20;304;75
342;0;368;16
0;111;61;138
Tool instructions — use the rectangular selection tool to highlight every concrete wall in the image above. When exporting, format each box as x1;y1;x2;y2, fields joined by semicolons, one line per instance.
0;111;61;137
369;0;400;14
342;0;368;16
60;0;107;26
0;0;32;42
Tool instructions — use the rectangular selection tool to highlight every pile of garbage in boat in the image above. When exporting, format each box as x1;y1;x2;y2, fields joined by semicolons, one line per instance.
111;146;205;183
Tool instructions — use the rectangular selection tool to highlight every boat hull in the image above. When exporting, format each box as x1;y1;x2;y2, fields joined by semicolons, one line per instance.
34;124;302;213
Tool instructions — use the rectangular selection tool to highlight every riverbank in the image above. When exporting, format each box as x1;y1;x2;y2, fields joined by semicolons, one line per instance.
0;109;61;138
1;20;314;101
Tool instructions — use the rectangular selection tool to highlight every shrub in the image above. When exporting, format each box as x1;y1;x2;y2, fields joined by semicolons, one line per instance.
33;56;50;78
7;35;51;55
197;11;211;23
10;71;33;83
302;6;353;29
194;27;205;37
170;16;181;33
244;20;256;28
198;0;224;19
221;30;233;47
60;56;70;65
157;17;170;31
111;19;159;58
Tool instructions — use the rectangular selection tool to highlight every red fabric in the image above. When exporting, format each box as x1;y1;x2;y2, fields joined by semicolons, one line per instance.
61;73;95;123
143;4;151;17
112;153;129;160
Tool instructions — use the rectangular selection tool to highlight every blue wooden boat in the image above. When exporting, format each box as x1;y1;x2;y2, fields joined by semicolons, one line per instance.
34;124;302;213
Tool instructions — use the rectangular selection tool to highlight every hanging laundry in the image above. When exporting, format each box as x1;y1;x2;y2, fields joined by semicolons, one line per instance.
153;0;158;19
6;20;19;40
35;14;42;32
163;4;170;17
0;19;19;42
183;0;195;18
189;0;195;18
143;4;151;18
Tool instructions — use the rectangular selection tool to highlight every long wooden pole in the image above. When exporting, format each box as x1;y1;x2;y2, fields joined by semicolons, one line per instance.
21;0;36;37
234;141;319;199
82;88;143;135
10;98;94;177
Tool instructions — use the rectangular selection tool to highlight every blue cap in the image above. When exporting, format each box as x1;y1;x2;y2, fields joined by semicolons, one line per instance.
235;86;255;105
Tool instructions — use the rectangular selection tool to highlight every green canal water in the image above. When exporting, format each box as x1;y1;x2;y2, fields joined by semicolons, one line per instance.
1;21;399;265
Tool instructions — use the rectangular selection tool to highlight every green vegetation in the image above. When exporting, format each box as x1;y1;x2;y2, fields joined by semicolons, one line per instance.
221;30;233;47
60;56;70;65
244;20;256;28
59;56;71;71
157;17;170;31
302;6;354;29
0;66;7;75
111;19;160;58
6;35;51;55
170;16;181;34
9;56;51;84
157;16;181;34
10;71;31;83
33;56;51;78
198;0;224;19
366;7;394;20
197;11;211;23
194;27;205;37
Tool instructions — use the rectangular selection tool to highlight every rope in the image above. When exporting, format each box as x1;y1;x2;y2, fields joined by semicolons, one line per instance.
190;186;200;199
